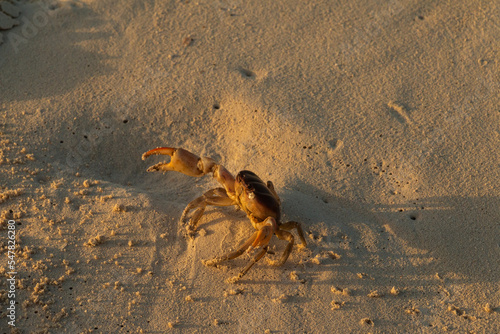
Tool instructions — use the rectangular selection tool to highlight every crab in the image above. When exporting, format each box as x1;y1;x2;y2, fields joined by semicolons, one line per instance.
142;146;307;282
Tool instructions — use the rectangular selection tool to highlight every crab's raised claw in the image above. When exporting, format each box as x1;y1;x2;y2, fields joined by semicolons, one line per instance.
142;146;237;197
142;147;216;177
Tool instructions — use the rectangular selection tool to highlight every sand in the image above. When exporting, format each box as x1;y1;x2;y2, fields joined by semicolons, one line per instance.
0;0;499;333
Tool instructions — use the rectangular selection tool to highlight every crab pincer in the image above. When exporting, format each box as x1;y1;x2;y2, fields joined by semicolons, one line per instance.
142;147;216;177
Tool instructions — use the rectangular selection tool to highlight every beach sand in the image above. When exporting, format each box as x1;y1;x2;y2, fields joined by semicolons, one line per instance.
0;0;499;332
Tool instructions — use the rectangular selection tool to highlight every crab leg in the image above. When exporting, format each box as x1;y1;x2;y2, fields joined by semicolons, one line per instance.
227;246;268;283
180;187;235;236
142;147;236;197
203;231;260;266
245;217;278;254
280;221;307;247
204;217;277;282
273;230;295;266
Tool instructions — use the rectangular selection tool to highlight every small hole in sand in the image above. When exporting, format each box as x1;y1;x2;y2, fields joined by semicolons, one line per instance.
213;104;220;109
410;215;417;220
238;68;255;78
123;119;128;124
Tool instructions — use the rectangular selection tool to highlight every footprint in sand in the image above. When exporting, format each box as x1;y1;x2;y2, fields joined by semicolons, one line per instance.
0;1;22;44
